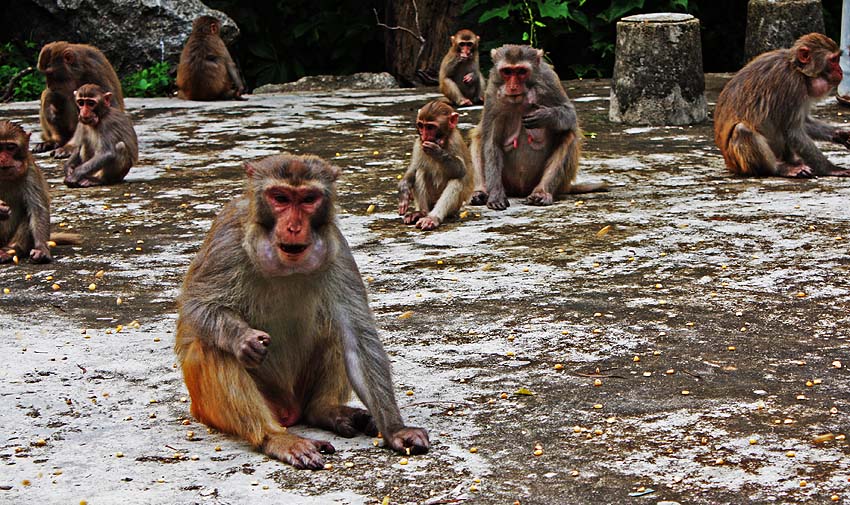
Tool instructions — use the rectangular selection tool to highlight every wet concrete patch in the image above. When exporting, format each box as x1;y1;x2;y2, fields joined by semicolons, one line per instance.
0;76;849;504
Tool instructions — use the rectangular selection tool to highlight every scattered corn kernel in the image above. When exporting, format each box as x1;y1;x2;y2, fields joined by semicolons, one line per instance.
366;204;375;214
399;458;408;465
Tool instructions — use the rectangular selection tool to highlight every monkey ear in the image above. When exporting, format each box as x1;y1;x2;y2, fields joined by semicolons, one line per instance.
324;162;341;181
244;162;256;179
491;48;499;60
210;23;219;35
535;49;544;65
62;48;75;65
448;112;459;129
476;35;480;45
797;46;812;65
103;92;113;108
450;35;456;44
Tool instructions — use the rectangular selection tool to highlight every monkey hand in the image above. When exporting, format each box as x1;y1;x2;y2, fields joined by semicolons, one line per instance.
416;215;440;230
398;181;413;215
421;141;446;159
459;98;473;107
832;130;850;148
236;328;271;368
402;210;427;225
526;188;555;206
386;426;430;455
469;190;488;206
263;435;335;470
0;201;10;221
486;189;510;211
463;73;474;84
29;245;53;264
522;107;551;129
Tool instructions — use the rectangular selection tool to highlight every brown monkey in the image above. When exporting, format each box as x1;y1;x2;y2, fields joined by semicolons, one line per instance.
35;42;124;154
398;100;473;230
714;33;850;178
0;122;79;263
176;16;246;101
175;153;429;469
63;84;138;188
439;29;485;107
469;45;604;210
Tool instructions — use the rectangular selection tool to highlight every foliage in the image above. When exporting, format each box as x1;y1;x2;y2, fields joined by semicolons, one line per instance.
463;0;696;78
0;41;45;101
121;62;174;98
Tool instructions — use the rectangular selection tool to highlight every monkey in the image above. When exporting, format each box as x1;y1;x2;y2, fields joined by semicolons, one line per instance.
0;121;79;263
174;153;430;469
176;16;246;101
714;33;850;178
398;100;473;230
469;44;605;210
63;84;138;188
34;42;125;155
438;29;486;107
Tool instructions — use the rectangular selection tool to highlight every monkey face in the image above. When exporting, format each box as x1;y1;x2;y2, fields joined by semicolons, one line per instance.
499;65;531;102
458;41;474;60
0;141;27;181
417;120;445;145
76;97;100;126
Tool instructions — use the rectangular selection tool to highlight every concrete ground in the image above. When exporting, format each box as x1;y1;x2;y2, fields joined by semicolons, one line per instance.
0;75;848;505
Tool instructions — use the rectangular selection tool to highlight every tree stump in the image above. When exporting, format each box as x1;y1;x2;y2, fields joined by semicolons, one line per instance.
609;13;707;126
745;0;825;62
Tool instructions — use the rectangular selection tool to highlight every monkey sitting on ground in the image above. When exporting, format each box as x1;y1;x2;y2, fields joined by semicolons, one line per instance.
175;153;430;469
177;16;246;101
439;29;485;107
63;84;138;188
0;121;79;263
398;100;473;230
714;33;850;177
34;41;125;155
470;45;605;210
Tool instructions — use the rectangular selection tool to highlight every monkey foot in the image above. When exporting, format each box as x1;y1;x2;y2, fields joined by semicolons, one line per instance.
402;211;426;225
29;247;52;264
386;426;430;455
263;434;335;470
469;191;488;206
486;195;510;211
776;163;813;178
416;216;440;230
526;190;555;206
824;169;850;177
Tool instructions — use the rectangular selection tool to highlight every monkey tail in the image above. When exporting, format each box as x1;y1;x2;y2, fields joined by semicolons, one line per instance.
49;232;82;246
563;182;609;194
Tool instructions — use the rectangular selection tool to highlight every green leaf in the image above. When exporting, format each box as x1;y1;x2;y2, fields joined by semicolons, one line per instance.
479;4;512;23
538;0;569;19
522;32;530;41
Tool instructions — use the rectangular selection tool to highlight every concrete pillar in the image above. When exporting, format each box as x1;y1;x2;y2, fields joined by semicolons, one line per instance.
745;0;825;61
609;13;707;126
838;0;850;100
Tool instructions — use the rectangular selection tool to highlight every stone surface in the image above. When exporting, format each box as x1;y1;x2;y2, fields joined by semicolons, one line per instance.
745;0;825;61
254;72;400;93
610;13;707;125
0;76;850;503
6;0;238;74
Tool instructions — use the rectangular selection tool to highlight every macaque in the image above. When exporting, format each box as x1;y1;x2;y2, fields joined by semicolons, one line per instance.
398;100;473;230
175;153;429;469
0;122;79;263
62;84;138;188
715;33;850;177
469;45;604;210
439;29;485;106
35;42;124;154
177;16;246;101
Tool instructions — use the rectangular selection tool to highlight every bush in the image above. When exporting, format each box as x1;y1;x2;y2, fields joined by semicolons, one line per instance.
121;62;174;98
0;41;45;102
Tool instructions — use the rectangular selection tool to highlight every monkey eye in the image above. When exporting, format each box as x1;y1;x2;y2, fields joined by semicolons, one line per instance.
270;192;290;204
301;193;321;205
416;121;425;129
0;143;17;153
76;99;97;108
515;68;529;77
459;42;473;48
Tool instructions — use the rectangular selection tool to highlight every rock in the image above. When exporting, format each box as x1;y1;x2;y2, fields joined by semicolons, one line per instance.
609;13;707;125
6;0;238;74
745;0;825;61
253;72;400;93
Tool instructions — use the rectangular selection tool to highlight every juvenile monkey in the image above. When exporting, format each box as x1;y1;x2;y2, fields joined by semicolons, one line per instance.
175;153;429;469
438;29;485;106
398;100;473;230
714;33;850;177
0;121;78;263
470;45;604;210
177;16;246;101
35;42;124;154
63;84;138;188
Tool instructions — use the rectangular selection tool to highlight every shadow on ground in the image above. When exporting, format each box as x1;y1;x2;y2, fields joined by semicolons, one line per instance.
0;76;848;504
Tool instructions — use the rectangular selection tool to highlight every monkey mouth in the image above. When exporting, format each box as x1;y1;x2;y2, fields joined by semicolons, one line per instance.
279;243;309;256
79;116;99;126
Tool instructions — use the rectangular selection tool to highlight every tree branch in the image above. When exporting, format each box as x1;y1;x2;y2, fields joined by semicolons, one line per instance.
2;66;35;103
373;0;427;67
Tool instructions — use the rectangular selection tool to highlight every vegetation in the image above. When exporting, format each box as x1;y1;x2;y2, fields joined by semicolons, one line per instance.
0;41;45;101
121;62;174;98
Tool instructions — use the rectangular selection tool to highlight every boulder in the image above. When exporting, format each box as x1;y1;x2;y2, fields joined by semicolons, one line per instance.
6;0;238;74
254;73;400;93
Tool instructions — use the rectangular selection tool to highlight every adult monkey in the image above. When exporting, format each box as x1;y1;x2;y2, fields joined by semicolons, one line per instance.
398;99;473;230
176;16;246;101
470;45;604;210
175;153;429;469
438;29;485;107
714;33;850;177
35;42;124;155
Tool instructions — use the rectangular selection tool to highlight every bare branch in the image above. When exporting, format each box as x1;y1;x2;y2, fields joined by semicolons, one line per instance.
373;0;427;68
1;66;35;103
